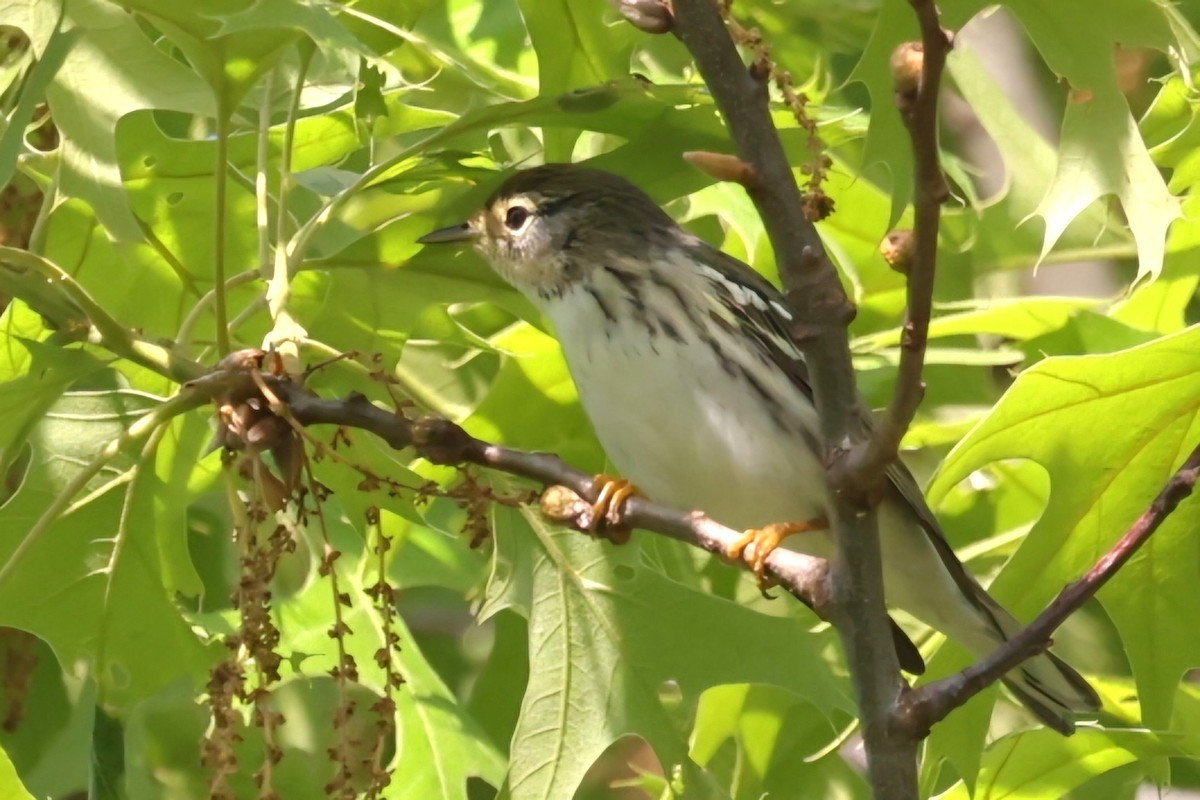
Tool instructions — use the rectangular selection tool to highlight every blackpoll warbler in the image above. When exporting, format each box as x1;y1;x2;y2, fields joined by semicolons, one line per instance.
420;163;1099;733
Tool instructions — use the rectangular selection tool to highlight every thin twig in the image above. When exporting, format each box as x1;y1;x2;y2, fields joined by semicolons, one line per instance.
899;440;1200;733
177;269;262;349
213;104;232;356
256;69;277;281
266;46;314;321
837;1;953;491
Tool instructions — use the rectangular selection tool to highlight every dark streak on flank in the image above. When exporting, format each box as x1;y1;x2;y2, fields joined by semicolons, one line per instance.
605;267;646;313
660;317;684;343
699;331;738;378
604;265;661;339
737;362;789;431
585;285;617;324
647;265;704;333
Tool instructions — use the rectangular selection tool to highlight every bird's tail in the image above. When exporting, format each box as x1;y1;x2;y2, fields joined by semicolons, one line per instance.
968;588;1100;735
875;486;1099;732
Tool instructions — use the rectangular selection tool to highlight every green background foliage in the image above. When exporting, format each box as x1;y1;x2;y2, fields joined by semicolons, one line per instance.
0;0;1198;798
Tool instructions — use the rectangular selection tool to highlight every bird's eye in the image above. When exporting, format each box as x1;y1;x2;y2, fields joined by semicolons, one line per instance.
505;205;531;231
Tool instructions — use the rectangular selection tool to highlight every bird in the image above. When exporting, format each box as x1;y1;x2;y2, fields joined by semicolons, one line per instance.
418;162;1100;733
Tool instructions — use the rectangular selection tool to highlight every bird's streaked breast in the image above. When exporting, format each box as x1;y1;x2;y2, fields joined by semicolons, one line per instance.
533;252;828;529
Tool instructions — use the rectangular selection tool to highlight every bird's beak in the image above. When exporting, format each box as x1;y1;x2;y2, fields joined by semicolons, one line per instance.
417;221;479;245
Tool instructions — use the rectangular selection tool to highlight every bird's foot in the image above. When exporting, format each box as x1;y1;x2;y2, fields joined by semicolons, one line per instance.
586;474;641;544
729;517;829;586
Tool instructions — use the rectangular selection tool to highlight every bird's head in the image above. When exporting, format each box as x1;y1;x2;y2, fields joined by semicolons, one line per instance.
418;163;679;298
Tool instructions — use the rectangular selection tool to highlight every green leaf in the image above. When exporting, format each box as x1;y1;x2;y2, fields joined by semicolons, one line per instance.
4;0;214;242
1118;77;1200;331
90;704;125;800
847;0;921;222
461;322;600;469
858;298;1101;349
0;339;105;456
856;345;1024;369
384;513;490;592
0;21;79;188
1032;86;1181;284
211;0;376;61
1017;310;1158;361
466;610;530;756
515;0;636;160
853;0;1181;277
108;107;363;338
945;45;1134;261
5;664;92;798
0;266;87;343
122;678;212;799
821;156;914;324
517;0;633;94
1114;252;1200;335
0;633;74;789
479;507;854;800
0;388;214;709
920;650;995;797
117;0;298;114
958;0;1172;90
149;413;215;599
1143;74;1200;196
690;684;869;800
33;199;201;341
289;265;520;418
929;326;1200;727
304;417;432;527
0;743;35;800
974;0;1183;281
934;728;1197;800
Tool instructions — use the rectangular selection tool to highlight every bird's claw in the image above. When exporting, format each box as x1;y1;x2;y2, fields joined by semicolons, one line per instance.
728;517;829;591
587;474;640;544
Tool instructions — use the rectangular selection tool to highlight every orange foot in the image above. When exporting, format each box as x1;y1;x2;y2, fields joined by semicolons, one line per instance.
728;516;829;582
588;474;641;544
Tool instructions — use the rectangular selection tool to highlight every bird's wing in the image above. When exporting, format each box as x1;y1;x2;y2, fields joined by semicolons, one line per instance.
697;244;1100;716
698;244;963;549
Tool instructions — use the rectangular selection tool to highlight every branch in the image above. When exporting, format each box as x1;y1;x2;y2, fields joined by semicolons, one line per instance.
0;246;207;384
185;355;920;673
666;2;914;795
194;360;825;606
667;1;845;324
899;440;1200;732
836;2;953;491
